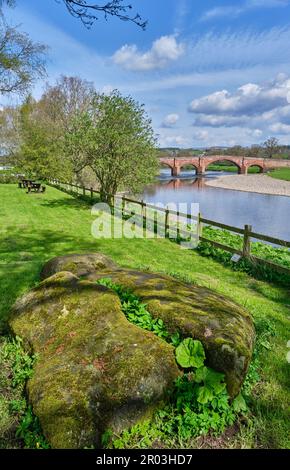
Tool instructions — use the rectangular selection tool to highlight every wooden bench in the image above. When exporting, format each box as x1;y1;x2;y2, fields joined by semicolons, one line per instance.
27;183;46;193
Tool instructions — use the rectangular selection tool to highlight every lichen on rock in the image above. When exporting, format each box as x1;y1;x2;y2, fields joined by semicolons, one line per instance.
9;271;180;449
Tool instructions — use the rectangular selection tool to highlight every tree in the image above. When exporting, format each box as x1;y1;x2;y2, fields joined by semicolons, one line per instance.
61;0;147;29
40;75;95;133
0;104;20;163
0;18;47;95
245;145;262;159
7;75;96;180
263;137;279;159
66;90;158;202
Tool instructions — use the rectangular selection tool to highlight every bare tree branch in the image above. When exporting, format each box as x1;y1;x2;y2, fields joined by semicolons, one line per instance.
0;19;47;95
60;0;147;29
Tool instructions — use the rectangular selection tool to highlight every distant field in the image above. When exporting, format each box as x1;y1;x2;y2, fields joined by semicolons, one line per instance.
269;168;290;181
206;164;260;173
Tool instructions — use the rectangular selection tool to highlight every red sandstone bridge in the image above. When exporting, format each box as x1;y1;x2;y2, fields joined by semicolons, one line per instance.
159;155;290;176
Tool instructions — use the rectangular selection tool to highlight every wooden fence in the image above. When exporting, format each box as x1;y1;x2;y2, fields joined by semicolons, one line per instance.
48;179;290;276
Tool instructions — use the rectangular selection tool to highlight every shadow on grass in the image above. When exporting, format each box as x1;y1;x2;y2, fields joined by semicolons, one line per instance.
0;227;105;332
40;195;98;210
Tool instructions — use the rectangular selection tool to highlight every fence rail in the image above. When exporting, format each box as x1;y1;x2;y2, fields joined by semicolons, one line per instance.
48;179;290;276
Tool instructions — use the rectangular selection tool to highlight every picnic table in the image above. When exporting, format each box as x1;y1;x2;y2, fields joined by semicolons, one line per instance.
27;182;46;193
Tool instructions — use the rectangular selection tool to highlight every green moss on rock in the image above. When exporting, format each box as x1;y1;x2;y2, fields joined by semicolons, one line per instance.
85;268;255;398
40;254;117;281
9;272;180;449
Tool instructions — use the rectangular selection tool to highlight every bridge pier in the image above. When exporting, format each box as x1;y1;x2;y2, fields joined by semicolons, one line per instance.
172;166;180;177
240;166;247;175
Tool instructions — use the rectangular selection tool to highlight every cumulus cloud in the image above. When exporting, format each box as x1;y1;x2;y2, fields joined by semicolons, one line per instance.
189;78;290;117
162;113;180;128
112;35;184;71
189;75;290;139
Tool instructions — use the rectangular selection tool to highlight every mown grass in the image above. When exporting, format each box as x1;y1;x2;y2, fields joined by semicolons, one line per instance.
269;168;290;182
207;164;261;173
0;184;289;449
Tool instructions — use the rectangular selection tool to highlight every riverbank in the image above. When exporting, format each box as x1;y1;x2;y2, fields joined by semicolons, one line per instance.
205;174;290;196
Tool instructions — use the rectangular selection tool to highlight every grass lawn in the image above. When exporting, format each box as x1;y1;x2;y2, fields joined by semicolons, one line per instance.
0;184;289;448
269;168;290;181
207;164;260;173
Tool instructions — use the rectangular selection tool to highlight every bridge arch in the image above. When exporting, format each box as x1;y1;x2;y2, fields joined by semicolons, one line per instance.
205;158;242;174
179;163;198;175
159;161;174;176
246;164;264;174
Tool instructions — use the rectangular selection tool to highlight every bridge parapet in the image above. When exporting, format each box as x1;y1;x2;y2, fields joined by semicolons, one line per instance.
159;155;290;176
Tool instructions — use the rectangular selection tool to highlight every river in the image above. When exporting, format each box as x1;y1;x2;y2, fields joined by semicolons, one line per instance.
142;168;290;241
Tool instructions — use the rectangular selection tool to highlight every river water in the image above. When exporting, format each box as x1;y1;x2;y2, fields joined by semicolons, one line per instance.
142;169;290;241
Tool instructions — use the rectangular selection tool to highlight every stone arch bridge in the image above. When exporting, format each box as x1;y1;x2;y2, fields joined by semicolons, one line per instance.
160;155;290;176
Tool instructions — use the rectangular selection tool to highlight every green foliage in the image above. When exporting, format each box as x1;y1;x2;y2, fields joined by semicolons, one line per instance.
97;281;248;446
175;338;205;369
0;18;47;95
0;335;48;448
1;336;36;387
97;278;171;341
16;407;50;449
109;356;243;448
66;90;158;202
197;226;290;285
0;169;18;184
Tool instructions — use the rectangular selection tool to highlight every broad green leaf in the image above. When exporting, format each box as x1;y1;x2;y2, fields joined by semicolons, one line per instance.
232;393;248;413
175;338;206;369
205;368;226;394
196;385;214;404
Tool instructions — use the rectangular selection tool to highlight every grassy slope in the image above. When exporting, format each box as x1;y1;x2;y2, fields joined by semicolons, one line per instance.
269;168;290;181
0;184;289;448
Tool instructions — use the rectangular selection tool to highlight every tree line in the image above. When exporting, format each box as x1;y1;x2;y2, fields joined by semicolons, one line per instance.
0;76;158;202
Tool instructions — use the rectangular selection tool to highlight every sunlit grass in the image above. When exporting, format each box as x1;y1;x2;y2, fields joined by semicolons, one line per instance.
0;184;289;448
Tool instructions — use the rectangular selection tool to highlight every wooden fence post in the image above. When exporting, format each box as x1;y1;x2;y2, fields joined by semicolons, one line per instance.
83;187;85;197
90;187;93;199
243;224;252;258
197;212;202;239
141;200;145;225
176;208;180;240
165;208;169;238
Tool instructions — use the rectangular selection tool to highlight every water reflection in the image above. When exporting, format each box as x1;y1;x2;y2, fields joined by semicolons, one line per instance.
142;170;290;240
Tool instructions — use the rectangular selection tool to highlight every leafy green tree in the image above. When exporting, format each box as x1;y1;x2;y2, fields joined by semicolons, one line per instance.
66;91;158;203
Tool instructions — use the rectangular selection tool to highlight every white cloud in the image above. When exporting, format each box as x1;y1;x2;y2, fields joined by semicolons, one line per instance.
194;130;209;141
159;134;190;147
269;122;290;133
112;35;185;71
101;84;114;95
201;0;289;21
189;77;290;117
162;113;180;127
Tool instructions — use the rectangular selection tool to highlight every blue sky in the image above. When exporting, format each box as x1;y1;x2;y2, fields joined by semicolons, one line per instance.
5;0;290;147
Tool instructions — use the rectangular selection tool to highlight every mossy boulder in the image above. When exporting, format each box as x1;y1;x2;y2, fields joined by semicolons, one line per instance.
40;253;117;281
84;268;255;398
9;272;180;449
